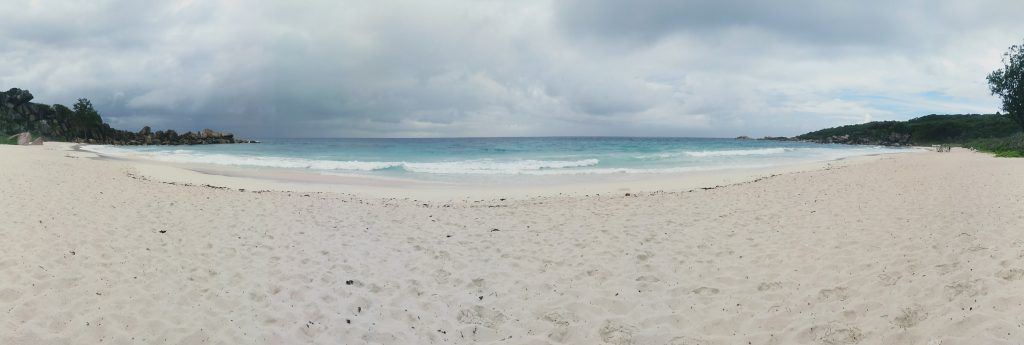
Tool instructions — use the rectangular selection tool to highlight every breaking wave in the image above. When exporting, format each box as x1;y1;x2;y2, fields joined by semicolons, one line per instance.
682;148;793;157
633;147;796;159
81;145;601;175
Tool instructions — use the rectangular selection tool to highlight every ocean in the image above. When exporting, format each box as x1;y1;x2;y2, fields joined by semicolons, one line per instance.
82;137;911;183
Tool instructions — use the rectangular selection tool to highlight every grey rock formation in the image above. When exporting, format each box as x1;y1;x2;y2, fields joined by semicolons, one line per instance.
1;87;254;145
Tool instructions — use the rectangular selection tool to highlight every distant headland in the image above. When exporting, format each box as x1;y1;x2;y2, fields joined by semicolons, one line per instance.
738;113;1021;150
0;88;254;145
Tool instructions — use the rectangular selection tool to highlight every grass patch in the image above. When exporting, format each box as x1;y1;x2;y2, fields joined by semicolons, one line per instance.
967;133;1024;157
0;133;18;145
993;150;1024;157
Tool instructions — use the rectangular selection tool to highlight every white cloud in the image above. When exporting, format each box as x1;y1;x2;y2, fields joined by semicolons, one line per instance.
0;0;1017;137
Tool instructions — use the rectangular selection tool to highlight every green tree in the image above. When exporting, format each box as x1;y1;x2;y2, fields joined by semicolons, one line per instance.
52;104;72;119
987;42;1024;131
70;98;103;139
72;98;102;126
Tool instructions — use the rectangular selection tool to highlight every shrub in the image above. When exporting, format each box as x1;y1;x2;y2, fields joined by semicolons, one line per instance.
966;133;1024;157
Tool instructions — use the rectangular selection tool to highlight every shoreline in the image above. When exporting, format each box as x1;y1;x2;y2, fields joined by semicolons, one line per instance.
74;142;922;201
5;142;1023;344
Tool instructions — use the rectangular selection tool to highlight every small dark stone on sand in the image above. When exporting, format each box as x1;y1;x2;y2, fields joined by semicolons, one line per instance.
345;280;354;285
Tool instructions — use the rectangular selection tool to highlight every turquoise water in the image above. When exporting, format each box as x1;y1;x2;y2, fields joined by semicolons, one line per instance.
83;137;910;181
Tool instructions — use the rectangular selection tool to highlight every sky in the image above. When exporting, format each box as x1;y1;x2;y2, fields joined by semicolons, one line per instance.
1;0;1023;138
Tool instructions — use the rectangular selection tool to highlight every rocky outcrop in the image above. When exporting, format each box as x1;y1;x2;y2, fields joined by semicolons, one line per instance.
7;132;38;145
758;136;798;142
121;126;247;145
802;132;912;146
754;133;912;146
1;88;254;145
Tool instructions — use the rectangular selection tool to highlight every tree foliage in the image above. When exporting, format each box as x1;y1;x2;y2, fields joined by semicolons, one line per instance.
967;133;1024;157
987;41;1024;131
72;99;102;126
796;114;1019;145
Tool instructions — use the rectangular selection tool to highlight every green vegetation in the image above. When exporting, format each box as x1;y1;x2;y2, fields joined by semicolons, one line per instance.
967;133;1024;157
800;121;901;138
796;113;1021;145
971;40;1024;157
2;88;248;145
1;88;128;143
796;39;1024;156
988;41;1024;132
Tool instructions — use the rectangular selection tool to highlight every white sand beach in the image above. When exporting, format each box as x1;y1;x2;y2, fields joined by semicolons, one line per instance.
2;143;1024;344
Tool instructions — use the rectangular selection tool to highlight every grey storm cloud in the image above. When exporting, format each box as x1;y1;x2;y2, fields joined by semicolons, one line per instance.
556;0;1024;47
0;0;1021;138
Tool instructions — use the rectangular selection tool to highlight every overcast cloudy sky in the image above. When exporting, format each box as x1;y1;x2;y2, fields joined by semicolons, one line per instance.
2;1;1023;138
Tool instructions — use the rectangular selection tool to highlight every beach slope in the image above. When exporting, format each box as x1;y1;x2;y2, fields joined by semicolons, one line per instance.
2;144;1024;344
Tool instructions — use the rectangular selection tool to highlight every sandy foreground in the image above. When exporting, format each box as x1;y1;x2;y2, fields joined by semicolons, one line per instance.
2;143;1024;345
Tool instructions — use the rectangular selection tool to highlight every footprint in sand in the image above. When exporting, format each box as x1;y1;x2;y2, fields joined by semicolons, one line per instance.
635;251;654;262
456;305;506;328
996;268;1024;281
806;322;864;344
691;287;719;296
635;275;660;283
892;305;928;329
877;272;901;286
757;282;782;291
934;262;960;275
541;310;575;343
818;287;849;302
467;278;486;288
434;269;452;284
666;336;711;345
598;319;637;345
944;280;986;301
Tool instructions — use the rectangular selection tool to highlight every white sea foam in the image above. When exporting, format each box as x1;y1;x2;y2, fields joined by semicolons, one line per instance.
81;145;601;175
633;147;796;159
82;145;402;171
401;159;599;174
81;144;912;176
503;164;772;175
682;148;793;157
